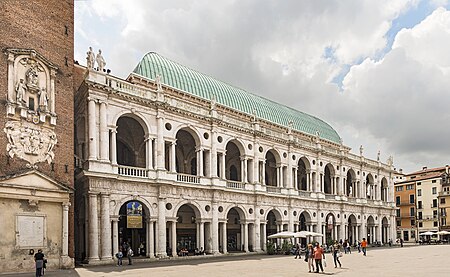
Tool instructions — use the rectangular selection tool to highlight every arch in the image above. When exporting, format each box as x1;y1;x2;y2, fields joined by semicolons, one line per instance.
264;208;283;222
112;111;151;135
173;125;202;146
346;169;357;197
172;200;203;219
223;137;246;154
381;177;388;202
366;173;375;199
325;212;336;243
113;195;153;216
225;139;245;181
366;215;376;244
297;157;311;191
324;163;335;194
116;115;147;167
224;205;247;221
347;214;358;244
265;149;281;186
175;127;201;175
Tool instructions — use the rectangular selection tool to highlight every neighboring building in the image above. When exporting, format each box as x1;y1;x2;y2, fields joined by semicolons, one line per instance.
74;52;397;263
396;166;449;242
438;166;450;232
0;0;75;273
394;180;417;242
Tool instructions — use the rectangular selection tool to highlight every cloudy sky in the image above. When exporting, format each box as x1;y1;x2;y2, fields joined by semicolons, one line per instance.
74;0;450;174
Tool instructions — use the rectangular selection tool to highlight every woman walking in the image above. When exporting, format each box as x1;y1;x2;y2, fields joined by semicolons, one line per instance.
305;244;315;273
332;241;342;268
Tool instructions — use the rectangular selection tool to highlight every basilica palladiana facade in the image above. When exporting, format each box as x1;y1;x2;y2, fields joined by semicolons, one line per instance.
74;51;396;263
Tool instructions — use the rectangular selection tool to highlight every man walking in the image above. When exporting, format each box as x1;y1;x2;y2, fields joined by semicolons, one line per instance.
361;238;368;256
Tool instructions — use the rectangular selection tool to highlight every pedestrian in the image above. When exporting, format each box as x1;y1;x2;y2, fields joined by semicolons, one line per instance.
357;240;361;253
400;238;404;247
389;239;392;247
34;249;45;277
305;244;315;273
294;242;301;259
332;241;342;268
347;241;352;254
127;246;134;265
116;247;123;266
343;240;348;254
361;238;368;256
313;243;325;273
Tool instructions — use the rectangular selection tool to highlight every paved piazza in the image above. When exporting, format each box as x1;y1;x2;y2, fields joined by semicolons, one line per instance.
3;245;449;277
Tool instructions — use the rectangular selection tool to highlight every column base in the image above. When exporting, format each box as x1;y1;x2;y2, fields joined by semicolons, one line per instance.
59;256;74;269
101;255;112;261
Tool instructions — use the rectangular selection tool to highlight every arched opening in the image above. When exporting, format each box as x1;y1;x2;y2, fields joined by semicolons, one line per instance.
366;174;374;199
325;213;335;243
298;211;311;246
297;158;310;191
175;129;199;175
381;178;388;202
346;169;356;197
116;116;146;167
347;214;357;245
226;208;244;252
118;200;148;256
382;217;389;243
225;141;243;181
324;164;334;194
367;216;375;244
265;150;279;186
175;204;199;255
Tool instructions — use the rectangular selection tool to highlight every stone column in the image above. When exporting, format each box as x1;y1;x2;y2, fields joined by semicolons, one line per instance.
254;216;261;252
211;203;219;254
243;223;249;252
170;141;176;172
317;219;323;244
88;193;99;261
6;53;14;103
199;221;205;250
211;130;218;178
148;220;155;258
156;198;167;257
261;222;267;251
222;222;228;254
99;101;109;161
111;216;119;257
145;135;154;170
171;221;177;257
196;147;204;176
156;111;165;170
240;157;247;182
109;127;117;164
293;167;298;189
100;194;112;260
221;152;226;179
262;160;266;185
62;202;70;257
88;98;97;160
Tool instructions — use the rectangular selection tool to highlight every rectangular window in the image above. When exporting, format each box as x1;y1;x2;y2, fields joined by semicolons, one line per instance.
433;210;438;218
396;220;401;227
406;184;414;190
419;222;423;227
411;231;416;239
396;209;401;217
396;196;401;205
417;182;421;185
418;201;422;209
396;186;404;192
434;221;438;227
432;187;437;194
418;211;422;220
441;198;446;204
433;199;438;208
418;189;422;196
410;207;415;216
411;219;415;226
432;180;437;183
410;194;415;204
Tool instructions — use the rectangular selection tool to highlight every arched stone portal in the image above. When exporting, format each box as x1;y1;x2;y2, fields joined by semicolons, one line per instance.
225;141;243;181
116;116;146;167
347;214;357;245
367;216;375;244
175;129;200;175
265;150;279;186
174;204;201;256
297;158;310;191
346;169;357;197
226;208;245;252
118;200;148;257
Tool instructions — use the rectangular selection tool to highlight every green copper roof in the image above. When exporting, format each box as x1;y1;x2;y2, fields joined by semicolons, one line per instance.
133;52;341;144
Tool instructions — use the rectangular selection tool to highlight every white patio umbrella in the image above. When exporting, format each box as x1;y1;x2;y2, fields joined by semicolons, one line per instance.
419;231;436;236
294;231;323;237
436;230;450;235
267;231;296;239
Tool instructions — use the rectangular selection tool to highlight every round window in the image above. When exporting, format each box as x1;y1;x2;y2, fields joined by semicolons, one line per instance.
165;123;172;131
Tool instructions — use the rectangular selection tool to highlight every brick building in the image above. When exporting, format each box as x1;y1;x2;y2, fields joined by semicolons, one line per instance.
0;0;75;272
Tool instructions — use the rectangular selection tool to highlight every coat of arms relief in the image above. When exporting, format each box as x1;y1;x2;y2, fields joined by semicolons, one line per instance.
4;49;58;167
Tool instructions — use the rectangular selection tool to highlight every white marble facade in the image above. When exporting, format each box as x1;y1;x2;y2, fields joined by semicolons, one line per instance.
74;67;396;263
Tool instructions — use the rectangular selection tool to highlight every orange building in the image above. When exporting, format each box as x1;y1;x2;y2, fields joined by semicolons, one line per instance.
394;180;417;242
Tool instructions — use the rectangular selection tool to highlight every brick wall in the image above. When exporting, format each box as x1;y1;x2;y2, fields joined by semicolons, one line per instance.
0;0;75;257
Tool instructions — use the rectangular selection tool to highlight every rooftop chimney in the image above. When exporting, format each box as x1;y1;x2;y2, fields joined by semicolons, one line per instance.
422;166;427;171
446;165;449;174
399;168;403;173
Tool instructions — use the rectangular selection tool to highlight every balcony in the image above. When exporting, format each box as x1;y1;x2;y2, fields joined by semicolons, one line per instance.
266;186;281;194
118;165;148;178
176;173;200;184
226;181;245;190
396;202;415;206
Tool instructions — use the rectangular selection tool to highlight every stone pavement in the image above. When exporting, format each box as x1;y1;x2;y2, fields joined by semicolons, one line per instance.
3;245;449;277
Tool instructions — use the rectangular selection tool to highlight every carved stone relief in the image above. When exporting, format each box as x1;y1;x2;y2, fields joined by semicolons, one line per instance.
4;120;57;166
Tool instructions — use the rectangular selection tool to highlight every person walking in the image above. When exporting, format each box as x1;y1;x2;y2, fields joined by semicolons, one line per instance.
34;249;45;277
314;243;325;273
332;241;342;268
361;238;368;256
127;246;134;265
294;242;301;259
305;244;315;273
116;247;123;266
343;240;348;254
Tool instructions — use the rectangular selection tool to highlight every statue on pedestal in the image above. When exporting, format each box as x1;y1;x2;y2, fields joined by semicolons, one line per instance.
96;49;106;72
86;47;95;69
15;79;27;106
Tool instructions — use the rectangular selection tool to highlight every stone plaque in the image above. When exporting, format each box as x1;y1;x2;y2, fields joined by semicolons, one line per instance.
16;215;44;247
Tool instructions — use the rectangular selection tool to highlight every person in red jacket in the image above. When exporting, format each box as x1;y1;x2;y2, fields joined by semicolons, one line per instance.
313;243;325;273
